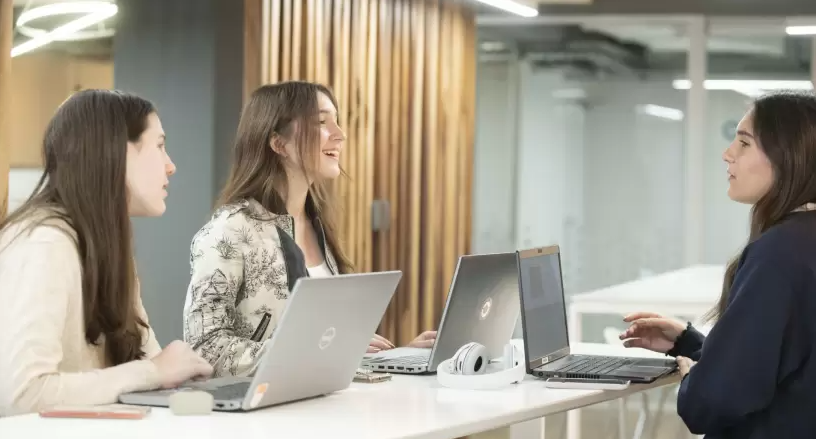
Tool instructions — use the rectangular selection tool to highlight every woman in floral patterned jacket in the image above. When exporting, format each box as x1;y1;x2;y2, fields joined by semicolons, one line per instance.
183;81;435;377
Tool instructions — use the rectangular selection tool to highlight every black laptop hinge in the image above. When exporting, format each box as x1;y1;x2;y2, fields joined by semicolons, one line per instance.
250;313;272;342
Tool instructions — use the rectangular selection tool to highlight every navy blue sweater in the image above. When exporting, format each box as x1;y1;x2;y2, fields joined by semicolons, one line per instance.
671;210;816;439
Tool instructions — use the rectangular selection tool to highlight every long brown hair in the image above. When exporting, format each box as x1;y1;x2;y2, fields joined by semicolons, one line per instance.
705;91;816;322
217;81;353;273
0;89;156;365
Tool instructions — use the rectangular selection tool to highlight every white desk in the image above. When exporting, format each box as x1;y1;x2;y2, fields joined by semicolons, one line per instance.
567;264;723;343
0;343;679;439
565;265;722;439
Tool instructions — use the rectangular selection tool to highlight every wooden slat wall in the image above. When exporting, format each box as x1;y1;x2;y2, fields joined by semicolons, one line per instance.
248;0;477;345
0;0;12;220
243;0;263;102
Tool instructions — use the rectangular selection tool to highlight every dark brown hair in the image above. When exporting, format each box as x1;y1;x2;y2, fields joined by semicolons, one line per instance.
216;81;353;273
0;89;156;365
705;90;816;322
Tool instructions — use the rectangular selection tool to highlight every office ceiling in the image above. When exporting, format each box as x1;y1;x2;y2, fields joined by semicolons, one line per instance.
533;0;816;16
475;2;814;80
11;0;816;76
467;0;816;16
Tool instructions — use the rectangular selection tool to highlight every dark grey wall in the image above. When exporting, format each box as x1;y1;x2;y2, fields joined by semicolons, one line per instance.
114;0;244;345
538;0;816;15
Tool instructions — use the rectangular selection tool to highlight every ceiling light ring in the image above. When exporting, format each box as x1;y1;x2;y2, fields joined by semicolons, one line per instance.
15;1;116;42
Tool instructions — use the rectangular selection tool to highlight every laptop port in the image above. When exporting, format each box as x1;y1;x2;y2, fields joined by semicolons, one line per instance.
407;368;413;371
387;366;394;370
397;366;404;370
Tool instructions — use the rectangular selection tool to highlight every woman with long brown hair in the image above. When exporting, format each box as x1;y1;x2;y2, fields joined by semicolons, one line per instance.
183;81;434;377
619;91;816;437
0;90;212;417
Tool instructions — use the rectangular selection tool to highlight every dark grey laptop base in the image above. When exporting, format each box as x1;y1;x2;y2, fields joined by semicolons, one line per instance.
516;246;677;385
530;354;677;383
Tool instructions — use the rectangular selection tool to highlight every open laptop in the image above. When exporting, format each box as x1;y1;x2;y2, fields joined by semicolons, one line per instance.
119;271;402;411
516;246;677;383
360;253;519;374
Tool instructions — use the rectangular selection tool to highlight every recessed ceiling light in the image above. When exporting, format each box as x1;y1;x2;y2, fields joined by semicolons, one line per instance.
473;0;538;18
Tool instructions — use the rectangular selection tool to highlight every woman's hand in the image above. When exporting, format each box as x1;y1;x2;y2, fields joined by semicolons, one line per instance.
150;340;214;389
407;330;437;349
677;356;696;377
367;334;395;353
618;312;687;354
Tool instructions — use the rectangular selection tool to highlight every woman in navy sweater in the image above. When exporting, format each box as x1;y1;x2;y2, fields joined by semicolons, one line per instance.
620;91;816;439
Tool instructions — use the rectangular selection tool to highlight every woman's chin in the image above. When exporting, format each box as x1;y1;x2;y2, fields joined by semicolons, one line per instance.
319;167;341;180
129;200;167;217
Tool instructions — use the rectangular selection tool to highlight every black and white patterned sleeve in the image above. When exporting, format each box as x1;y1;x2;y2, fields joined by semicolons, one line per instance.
182;213;264;377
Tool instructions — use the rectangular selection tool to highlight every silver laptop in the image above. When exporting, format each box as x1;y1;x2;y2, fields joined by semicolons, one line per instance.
361;253;519;374
517;246;677;383
119;271;402;411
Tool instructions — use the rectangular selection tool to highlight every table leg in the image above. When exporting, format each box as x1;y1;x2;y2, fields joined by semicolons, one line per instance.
467;418;547;439
617;398;627;439
566;306;582;439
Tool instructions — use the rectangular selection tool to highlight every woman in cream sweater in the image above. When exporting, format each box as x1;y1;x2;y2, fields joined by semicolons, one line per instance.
0;90;212;417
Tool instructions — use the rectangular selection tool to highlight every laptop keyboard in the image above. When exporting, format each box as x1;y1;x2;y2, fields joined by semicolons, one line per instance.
383;355;428;366
557;355;632;375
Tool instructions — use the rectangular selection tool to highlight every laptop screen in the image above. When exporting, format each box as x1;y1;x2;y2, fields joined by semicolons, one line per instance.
518;248;569;363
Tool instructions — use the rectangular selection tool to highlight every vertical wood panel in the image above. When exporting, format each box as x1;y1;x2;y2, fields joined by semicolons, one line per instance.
305;0;316;80
292;0;303;78
405;0;425;341
0;0;11;220
363;0;377;273
421;1;439;331
269;0;281;83
393;0;413;343
254;0;477;346
282;0;293;77
375;0;395;341
244;0;263;100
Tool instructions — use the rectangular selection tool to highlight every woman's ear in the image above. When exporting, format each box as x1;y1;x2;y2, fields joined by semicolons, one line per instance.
270;133;287;156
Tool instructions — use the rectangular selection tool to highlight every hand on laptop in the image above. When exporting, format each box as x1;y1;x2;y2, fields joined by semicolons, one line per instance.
365;331;437;352
619;312;686;353
407;330;437;349
150;340;214;389
367;334;395;353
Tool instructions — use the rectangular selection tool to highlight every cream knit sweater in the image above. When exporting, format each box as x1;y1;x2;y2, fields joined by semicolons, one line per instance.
0;212;163;417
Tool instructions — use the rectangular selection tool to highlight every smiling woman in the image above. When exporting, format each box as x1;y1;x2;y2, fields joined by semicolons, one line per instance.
182;81;435;378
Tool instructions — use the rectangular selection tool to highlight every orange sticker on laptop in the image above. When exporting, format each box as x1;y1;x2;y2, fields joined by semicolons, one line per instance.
249;383;268;408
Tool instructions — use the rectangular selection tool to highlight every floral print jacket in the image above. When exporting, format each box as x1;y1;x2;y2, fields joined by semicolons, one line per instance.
182;198;339;377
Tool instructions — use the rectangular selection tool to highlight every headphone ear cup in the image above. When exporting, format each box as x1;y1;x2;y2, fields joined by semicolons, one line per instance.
452;342;488;376
451;343;474;375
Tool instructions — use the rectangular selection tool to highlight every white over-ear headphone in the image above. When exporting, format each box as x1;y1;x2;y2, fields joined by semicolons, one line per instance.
436;342;525;390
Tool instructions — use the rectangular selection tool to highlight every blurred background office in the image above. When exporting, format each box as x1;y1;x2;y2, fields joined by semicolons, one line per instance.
2;0;816;437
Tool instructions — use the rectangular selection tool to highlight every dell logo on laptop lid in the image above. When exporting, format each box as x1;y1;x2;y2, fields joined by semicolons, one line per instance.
319;327;336;350
479;297;492;320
